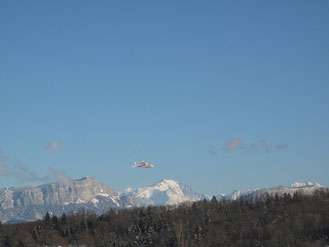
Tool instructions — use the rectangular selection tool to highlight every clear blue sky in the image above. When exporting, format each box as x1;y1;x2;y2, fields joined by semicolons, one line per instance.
1;1;328;196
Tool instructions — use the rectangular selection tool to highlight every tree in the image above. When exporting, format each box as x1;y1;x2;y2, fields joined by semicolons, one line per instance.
44;212;51;225
61;213;67;224
2;235;11;247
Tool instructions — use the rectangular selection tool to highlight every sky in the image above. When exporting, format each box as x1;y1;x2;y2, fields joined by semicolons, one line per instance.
0;1;328;196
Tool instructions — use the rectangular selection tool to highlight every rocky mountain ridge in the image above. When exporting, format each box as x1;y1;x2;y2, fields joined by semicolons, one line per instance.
0;177;138;223
0;178;327;223
0;177;115;209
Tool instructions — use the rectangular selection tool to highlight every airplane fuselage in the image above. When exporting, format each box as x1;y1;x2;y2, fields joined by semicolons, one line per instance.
131;161;154;168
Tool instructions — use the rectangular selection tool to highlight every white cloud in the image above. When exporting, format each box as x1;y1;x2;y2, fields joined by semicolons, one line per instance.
250;143;257;150
208;145;218;155
45;140;62;153
224;139;244;152
0;150;9;175
259;140;271;153
0;161;6;174
275;144;288;150
220;139;288;154
0;150;50;182
0;150;74;185
50;168;72;185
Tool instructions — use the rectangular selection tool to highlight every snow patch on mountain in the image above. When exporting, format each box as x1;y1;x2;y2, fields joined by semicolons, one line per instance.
91;198;99;204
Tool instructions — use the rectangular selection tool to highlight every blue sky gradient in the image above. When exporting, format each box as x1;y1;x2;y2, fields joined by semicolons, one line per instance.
1;1;328;195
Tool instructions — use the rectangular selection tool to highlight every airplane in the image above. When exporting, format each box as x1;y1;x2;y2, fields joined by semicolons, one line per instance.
131;160;154;168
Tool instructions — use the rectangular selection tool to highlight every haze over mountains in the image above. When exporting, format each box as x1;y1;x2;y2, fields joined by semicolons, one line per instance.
0;177;326;223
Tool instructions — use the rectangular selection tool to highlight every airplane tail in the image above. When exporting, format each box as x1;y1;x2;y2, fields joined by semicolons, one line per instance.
131;162;137;168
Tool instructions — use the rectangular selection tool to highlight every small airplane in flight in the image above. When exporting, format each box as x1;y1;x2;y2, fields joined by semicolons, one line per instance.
131;160;154;168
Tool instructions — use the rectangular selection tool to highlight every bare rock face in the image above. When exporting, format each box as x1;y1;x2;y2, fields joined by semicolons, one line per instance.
0;177;119;223
38;176;115;205
0;189;14;209
2;177;115;208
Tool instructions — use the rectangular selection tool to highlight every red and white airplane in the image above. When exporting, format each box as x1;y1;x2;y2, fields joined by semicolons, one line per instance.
131;160;154;168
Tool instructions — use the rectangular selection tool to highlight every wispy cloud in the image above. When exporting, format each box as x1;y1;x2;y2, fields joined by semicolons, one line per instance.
275;144;288;150
45;140;62;153
50;168;72;185
1;150;75;186
0;150;9;176
208;145;218;155
13;160;50;183
259;140;271;153
223;139;244;152
0;150;50;183
250;143;257;150
215;139;288;154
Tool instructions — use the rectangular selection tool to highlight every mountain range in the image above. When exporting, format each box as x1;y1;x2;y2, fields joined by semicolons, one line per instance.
0;177;327;223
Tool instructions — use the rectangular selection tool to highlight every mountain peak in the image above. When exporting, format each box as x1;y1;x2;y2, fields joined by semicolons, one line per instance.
156;178;178;184
153;179;180;188
123;179;209;206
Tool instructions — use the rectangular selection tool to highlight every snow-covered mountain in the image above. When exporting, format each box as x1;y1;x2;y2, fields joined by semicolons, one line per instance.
120;179;211;206
0;177;327;223
218;181;326;201
0;178;208;222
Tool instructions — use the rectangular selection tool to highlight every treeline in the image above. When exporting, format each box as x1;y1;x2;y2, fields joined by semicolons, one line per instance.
1;190;329;247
